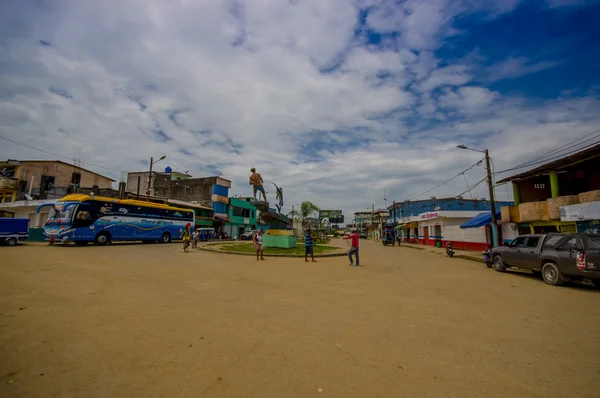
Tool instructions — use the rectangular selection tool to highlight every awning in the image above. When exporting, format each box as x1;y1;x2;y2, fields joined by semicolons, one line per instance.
460;211;501;229
403;222;418;228
214;215;230;222
394;225;403;230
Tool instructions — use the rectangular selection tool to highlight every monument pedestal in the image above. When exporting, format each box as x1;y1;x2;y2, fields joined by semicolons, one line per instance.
264;229;297;248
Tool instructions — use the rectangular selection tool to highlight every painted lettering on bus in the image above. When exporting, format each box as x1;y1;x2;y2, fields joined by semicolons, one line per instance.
141;220;174;226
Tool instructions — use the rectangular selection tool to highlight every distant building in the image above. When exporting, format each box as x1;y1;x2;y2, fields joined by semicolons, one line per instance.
497;144;600;235
353;209;389;237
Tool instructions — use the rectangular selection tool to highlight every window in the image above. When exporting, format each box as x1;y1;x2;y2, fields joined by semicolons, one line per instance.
560;237;579;251
526;237;540;248
543;235;564;248
587;237;600;250
512;237;527;248
232;206;250;218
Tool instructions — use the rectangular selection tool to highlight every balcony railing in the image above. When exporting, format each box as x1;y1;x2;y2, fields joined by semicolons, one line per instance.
0;177;18;190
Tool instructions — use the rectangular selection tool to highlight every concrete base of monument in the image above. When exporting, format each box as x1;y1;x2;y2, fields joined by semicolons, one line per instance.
263;229;296;248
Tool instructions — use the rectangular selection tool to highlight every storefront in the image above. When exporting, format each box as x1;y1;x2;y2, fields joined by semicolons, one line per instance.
560;201;600;234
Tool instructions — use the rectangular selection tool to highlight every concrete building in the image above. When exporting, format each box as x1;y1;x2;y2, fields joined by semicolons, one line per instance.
1;160;115;203
389;198;514;251
353;209;389;237
224;197;257;238
498;144;600;235
127;169;232;232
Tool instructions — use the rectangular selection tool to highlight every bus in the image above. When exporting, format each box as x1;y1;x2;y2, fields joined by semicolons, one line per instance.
37;194;195;246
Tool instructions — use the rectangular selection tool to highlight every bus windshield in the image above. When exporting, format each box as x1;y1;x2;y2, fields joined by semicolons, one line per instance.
48;202;78;221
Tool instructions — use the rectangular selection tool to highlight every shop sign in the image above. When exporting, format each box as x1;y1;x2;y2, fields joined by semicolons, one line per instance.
420;212;439;220
560;202;600;222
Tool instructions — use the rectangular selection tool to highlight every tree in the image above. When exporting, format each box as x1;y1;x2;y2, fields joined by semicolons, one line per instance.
300;201;320;229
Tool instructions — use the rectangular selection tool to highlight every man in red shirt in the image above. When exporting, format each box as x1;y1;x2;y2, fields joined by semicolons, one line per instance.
343;228;360;266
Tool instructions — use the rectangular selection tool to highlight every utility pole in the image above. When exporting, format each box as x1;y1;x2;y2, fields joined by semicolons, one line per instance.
371;204;375;239
485;149;499;247
147;156;153;202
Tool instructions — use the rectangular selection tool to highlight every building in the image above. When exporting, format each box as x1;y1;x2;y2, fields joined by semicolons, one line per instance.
224;197;257;238
127;169;232;232
1;160;115;203
497;144;600;235
353;209;389;237
0;160;116;241
166;199;214;229
388;198;514;250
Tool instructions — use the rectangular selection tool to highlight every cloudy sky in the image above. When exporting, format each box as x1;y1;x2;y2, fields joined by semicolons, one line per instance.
1;0;599;218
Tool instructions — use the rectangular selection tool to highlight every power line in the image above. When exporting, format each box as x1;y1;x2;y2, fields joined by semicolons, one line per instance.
494;128;600;175
406;158;484;201
494;140;600;175
454;176;487;199
0;133;123;172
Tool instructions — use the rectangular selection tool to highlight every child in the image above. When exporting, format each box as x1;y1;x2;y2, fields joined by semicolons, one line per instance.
253;229;265;260
192;229;199;248
305;228;317;263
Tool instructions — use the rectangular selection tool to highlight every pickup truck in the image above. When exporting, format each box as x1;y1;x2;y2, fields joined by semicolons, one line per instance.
491;233;600;287
0;218;30;246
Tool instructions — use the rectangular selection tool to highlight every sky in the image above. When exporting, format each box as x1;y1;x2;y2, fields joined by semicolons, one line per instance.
1;0;599;219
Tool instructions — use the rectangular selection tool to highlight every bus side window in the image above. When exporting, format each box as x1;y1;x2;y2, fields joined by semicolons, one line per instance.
73;204;95;228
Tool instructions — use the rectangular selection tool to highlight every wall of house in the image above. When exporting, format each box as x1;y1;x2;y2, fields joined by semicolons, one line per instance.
390;198;514;219
19;162;113;190
416;217;517;251
516;176;551;203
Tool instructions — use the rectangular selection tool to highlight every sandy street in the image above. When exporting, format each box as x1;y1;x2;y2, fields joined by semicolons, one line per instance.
1;239;599;398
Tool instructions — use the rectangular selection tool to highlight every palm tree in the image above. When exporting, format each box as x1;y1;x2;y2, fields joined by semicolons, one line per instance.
300;201;320;230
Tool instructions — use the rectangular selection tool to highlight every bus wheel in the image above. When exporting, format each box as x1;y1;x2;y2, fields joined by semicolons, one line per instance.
6;237;17;246
75;241;89;246
94;232;110;246
160;232;171;243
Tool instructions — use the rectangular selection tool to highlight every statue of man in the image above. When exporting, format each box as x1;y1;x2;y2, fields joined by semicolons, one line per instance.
249;168;267;202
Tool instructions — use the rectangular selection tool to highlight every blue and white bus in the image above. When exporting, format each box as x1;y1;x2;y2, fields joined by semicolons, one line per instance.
38;194;195;246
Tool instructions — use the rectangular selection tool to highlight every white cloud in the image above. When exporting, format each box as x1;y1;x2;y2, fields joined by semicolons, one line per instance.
484;57;559;82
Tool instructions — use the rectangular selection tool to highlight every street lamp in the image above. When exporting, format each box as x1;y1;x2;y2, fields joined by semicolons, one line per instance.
457;144;498;247
147;155;166;201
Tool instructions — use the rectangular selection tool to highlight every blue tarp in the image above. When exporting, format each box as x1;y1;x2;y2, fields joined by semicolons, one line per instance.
460;211;501;229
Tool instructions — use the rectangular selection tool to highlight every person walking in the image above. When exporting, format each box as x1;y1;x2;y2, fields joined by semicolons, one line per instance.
343;228;360;266
192;229;199;248
253;229;265;261
249;168;267;202
305;228;317;263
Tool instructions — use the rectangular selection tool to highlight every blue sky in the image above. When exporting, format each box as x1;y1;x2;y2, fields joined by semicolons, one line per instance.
0;0;599;217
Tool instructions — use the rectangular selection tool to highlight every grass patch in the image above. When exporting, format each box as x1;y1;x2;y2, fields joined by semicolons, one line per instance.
217;243;340;255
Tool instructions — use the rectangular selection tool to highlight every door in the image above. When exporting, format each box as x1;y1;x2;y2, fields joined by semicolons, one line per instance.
517;236;542;269
555;236;582;273
423;226;429;245
505;236;527;266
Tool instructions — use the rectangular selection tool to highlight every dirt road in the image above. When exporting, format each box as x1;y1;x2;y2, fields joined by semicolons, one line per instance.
1;240;599;397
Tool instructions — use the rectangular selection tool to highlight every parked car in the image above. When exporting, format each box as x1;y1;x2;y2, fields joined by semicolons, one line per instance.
0;218;29;246
491;233;600;287
240;231;255;240
358;231;369;239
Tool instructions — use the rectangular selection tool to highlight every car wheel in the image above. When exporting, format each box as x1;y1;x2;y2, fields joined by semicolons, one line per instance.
160;232;171;243
542;262;564;286
494;255;506;272
94;232;110;246
6;237;18;246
